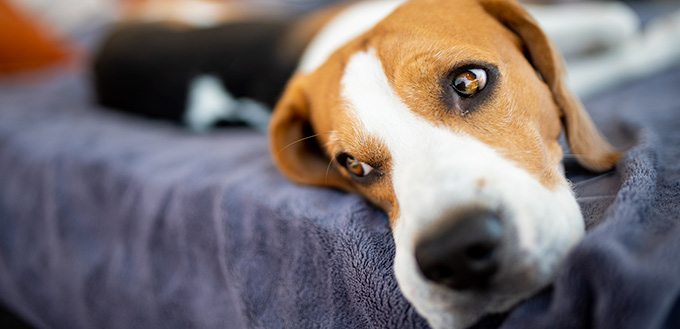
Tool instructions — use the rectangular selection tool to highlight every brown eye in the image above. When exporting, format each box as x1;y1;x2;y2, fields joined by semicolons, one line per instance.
452;68;487;97
345;155;374;177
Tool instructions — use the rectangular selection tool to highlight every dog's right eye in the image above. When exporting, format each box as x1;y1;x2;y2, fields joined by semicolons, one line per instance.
452;68;487;97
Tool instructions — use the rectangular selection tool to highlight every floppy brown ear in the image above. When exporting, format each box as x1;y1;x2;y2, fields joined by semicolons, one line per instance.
480;0;622;172
269;73;356;191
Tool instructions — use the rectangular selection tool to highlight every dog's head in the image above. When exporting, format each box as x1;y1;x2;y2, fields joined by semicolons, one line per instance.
270;0;620;327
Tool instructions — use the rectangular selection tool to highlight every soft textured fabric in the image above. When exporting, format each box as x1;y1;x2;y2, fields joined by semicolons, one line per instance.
1;44;679;329
0;66;426;328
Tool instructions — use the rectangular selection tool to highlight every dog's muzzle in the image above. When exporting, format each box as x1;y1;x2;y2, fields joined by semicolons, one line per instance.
390;132;584;329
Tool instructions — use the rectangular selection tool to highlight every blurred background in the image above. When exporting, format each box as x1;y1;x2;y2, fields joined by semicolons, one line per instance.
1;0;679;76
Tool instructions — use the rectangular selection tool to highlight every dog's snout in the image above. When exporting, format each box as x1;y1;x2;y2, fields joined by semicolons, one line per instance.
415;209;503;290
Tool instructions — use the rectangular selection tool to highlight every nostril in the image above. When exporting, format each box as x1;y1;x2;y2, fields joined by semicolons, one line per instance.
415;208;503;290
426;265;454;283
466;242;496;262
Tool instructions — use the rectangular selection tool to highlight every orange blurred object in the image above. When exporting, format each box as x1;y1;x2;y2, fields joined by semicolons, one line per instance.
0;0;69;74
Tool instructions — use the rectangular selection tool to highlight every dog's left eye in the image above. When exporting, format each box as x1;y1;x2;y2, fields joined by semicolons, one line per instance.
337;154;375;178
344;155;374;177
452;68;487;97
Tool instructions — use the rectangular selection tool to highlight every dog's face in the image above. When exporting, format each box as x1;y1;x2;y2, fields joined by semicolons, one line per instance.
270;0;620;327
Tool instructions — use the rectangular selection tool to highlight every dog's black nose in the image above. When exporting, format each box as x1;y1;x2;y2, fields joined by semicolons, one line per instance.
415;209;503;290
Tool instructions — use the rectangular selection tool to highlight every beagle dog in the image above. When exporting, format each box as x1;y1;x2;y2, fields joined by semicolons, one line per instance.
92;0;632;327
270;1;621;327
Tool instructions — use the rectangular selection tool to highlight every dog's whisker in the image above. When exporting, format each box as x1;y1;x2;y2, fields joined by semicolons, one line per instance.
325;156;337;185
276;131;338;154
576;195;617;201
573;171;616;186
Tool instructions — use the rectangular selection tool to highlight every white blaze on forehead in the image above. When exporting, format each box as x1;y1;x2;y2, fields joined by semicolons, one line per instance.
340;49;427;154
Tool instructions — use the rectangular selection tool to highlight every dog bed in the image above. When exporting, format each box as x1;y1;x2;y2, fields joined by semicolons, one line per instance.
1;19;680;329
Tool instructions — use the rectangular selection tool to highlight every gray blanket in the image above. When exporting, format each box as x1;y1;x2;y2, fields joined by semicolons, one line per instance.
1;54;679;329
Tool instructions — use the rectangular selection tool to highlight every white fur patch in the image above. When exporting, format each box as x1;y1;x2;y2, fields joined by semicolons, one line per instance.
341;50;584;329
185;75;271;132
298;0;406;73
185;75;233;132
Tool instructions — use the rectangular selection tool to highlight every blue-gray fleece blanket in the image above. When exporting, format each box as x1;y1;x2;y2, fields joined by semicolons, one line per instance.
1;56;680;329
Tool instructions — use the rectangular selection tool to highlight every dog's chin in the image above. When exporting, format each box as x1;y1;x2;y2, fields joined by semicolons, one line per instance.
395;249;518;329
391;180;585;329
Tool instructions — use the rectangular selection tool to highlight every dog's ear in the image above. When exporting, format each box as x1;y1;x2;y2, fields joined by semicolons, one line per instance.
480;0;622;172
269;74;356;191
